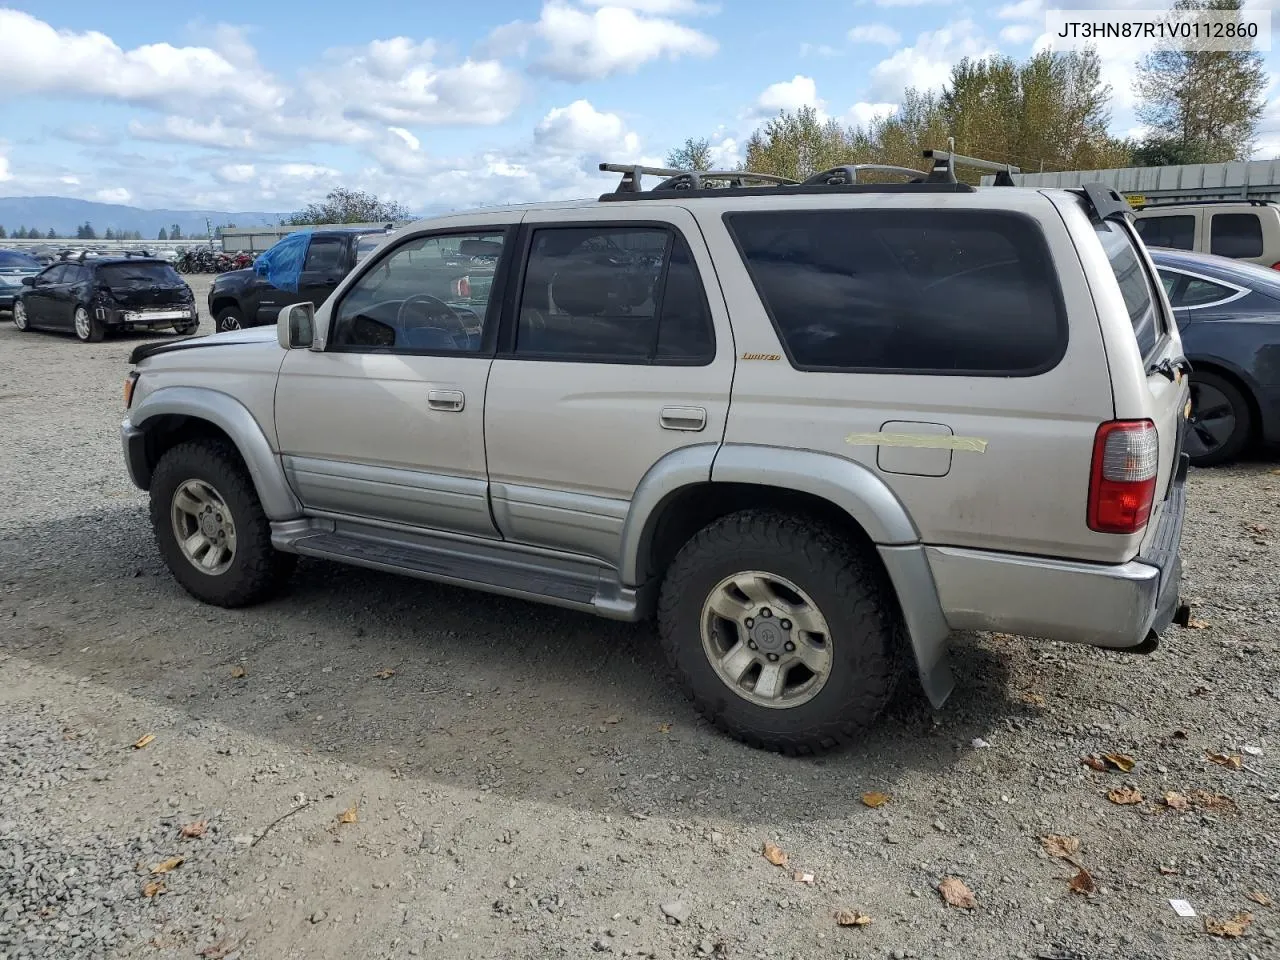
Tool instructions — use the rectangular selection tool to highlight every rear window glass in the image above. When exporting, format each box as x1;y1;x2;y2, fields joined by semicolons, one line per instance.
97;262;184;285
355;234;383;262
1210;213;1264;258
1134;214;1194;250
1094;222;1161;357
724;209;1066;374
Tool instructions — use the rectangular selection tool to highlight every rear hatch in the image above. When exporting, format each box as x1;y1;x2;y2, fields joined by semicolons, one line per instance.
1054;192;1190;560
99;261;191;309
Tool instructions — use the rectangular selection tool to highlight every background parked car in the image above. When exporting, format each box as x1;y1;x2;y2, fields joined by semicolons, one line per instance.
0;249;42;317
1149;246;1280;466
1134;199;1280;268
14;253;197;342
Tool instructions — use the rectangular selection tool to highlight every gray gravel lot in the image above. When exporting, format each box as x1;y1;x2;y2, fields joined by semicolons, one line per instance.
1;281;1278;960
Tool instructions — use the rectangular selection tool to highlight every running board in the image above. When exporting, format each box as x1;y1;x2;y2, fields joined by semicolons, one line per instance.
273;523;643;621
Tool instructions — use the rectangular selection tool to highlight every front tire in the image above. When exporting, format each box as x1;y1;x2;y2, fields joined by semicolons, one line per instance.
1186;370;1251;467
657;510;904;755
12;300;30;331
215;307;244;333
174;321;198;336
73;305;104;343
149;440;296;607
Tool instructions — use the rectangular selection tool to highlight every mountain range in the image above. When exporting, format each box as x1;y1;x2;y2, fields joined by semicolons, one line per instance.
0;196;284;239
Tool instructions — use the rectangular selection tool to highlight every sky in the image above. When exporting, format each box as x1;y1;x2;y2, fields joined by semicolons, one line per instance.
1;0;1279;216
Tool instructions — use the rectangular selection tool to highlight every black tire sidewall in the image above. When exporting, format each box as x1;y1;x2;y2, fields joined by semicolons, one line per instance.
215;308;243;333
149;441;288;607
1189;370;1251;467
659;515;900;752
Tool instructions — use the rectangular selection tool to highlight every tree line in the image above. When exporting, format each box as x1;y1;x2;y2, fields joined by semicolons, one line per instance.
667;0;1266;182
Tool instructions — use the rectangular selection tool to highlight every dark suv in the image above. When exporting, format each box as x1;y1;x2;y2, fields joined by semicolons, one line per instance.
14;254;197;342
208;227;390;332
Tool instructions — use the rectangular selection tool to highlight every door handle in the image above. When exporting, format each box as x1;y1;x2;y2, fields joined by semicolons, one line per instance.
659;405;707;431
427;389;465;412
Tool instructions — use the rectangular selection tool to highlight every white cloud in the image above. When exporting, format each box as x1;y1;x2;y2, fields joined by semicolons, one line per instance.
0;9;282;112
95;187;132;204
0;153;10;183
533;99;641;156
578;0;718;13
849;24;902;46
490;1;718;81
868;20;994;101
215;164;257;184
388;127;421;151
996;0;1041;19
756;75;825;116
799;43;842;58
874;0;955;6
309;39;522;127
128;116;257;150
1030;30;1140;110
999;24;1036;45
847;101;898;128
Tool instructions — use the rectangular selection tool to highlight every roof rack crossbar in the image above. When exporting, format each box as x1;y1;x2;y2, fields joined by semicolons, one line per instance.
599;162;798;193
800;164;926;186
923;141;1020;186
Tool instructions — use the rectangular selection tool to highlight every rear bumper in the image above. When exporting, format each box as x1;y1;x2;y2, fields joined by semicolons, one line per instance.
927;453;1189;650
99;305;197;329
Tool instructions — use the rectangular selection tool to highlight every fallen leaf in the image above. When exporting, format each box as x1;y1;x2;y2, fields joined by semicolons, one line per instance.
198;938;244;960
230;665;247;679
1068;868;1097;895
150;856;184;875
938;876;976;909
1190;685;1211;696
1019;692;1046;708
601;715;621;725
132;734;155;750
1206;752;1243;770
762;842;788;867
1081;755;1108;772
142;880;165;898
337;805;358;825
1107;787;1143;805
1162;792;1190;812
833;909;871;927
1246;890;1273;907
1102;753;1136;773
1158;865;1180;876
1250;523;1270;535
1040;835;1080;859
373;669;395;680
657;722;671;734
1203;912;1252;938
1188;790;1238;813
179;820;208;839
860;791;890;808
1186;618;1211;629
1170;729;1189;740
793;871;815;885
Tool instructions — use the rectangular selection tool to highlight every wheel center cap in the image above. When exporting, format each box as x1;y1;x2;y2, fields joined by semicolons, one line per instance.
200;515;219;537
751;620;786;653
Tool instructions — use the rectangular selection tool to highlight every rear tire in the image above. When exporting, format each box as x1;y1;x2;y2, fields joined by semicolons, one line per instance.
657;510;904;755
73;305;103;343
150;439;296;607
215;307;244;333
1186;370;1251;467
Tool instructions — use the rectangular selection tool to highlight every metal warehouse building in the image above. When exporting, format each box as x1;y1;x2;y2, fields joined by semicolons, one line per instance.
981;159;1280;206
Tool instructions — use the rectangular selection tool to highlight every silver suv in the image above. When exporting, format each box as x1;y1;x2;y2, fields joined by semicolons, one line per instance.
120;153;1193;754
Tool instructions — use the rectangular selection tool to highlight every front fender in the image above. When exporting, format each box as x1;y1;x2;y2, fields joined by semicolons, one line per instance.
126;386;302;521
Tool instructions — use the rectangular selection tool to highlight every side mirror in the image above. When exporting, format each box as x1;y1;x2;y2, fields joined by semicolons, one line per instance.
277;301;317;350
21;275;36;286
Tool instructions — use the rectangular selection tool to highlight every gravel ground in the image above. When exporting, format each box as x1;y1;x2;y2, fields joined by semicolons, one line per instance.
1;284;1278;960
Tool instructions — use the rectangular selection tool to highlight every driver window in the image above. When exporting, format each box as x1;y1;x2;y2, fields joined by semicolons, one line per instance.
330;231;506;352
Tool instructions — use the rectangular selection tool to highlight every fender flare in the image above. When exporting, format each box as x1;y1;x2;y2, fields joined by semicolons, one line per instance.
128;386;302;521
618;443;954;708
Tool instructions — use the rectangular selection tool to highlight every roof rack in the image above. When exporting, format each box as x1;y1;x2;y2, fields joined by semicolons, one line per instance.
1132;198;1275;211
121;249;155;258
599;162;798;193
923;140;1020;185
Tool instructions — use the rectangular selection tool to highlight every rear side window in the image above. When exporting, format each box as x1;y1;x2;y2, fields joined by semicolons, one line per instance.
1210;213;1264;258
304;236;346;271
1179;276;1237;307
1094;221;1162;358
1134;214;1194;250
724;209;1066;375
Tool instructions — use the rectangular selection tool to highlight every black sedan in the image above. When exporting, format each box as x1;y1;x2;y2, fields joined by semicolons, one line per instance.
1149;247;1280;466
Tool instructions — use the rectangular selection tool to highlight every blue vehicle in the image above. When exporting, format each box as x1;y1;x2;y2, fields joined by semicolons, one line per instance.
1148;246;1280;466
0;249;42;317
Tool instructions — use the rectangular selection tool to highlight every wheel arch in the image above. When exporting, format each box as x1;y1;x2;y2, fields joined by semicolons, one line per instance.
619;444;954;707
126;386;301;520
1187;354;1265;441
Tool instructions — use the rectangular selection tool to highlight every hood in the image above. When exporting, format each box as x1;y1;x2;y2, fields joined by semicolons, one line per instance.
129;325;276;365
212;267;255;287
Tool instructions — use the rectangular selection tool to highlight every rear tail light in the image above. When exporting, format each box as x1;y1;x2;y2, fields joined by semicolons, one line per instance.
1271;262;1280;271
1087;420;1159;534
454;276;471;298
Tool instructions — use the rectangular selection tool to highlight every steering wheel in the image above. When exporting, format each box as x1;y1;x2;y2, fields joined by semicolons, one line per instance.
396;294;470;347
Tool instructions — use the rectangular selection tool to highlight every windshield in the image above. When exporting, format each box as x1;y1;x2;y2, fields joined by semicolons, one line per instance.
98;262;185;285
0;251;40;270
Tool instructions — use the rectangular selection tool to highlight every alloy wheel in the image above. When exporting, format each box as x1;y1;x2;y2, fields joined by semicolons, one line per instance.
170;479;238;576
1185;381;1238;461
74;307;92;341
12;301;27;330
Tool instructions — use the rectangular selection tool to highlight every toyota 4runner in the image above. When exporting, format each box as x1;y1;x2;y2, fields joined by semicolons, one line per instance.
119;152;1193;754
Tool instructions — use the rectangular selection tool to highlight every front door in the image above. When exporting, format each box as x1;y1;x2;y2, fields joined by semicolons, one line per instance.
254;234;349;326
482;208;734;567
25;264;67;326
274;218;518;539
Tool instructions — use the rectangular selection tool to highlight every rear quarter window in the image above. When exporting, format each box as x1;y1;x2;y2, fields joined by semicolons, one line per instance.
1094;221;1163;358
723;208;1068;375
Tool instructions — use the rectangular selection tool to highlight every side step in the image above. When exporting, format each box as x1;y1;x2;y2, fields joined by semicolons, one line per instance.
279;526;643;621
